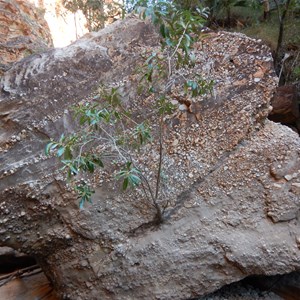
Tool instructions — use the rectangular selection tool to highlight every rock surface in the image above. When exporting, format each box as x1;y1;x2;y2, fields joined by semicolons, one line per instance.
0;0;52;75
1;15;300;300
269;84;300;131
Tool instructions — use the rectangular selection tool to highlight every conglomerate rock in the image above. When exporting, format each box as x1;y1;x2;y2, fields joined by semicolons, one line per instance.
0;16;300;300
0;0;52;75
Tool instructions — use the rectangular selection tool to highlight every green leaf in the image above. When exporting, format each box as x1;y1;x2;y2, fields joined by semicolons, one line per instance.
79;198;85;209
114;111;121;120
45;142;57;155
165;38;174;47
85;161;94;173
70;165;78;175
79;115;87;125
122;177;129;190
76;183;94;208
59;134;65;143
64;146;72;160
129;174;141;186
160;23;168;38
94;158;104;168
57;147;65;157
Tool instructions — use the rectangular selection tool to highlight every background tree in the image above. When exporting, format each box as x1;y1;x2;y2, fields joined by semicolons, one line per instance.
62;0;105;31
263;0;270;20
203;0;255;27
273;0;292;66
61;0;127;31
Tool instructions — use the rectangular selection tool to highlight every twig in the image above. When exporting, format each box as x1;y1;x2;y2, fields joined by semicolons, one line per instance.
167;22;189;77
0;264;40;287
139;172;156;204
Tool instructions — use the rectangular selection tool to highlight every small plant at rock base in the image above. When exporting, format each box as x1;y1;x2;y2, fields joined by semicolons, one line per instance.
46;1;213;224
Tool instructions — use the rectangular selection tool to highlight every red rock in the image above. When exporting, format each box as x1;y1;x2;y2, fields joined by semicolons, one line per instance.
0;0;52;75
269;85;299;124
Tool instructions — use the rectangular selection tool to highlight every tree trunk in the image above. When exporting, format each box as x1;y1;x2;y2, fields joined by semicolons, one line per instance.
263;0;270;20
274;0;292;67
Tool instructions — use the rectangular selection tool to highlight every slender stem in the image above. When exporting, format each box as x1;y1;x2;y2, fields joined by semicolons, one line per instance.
0;265;40;287
167;23;189;77
77;137;94;159
139;172;156;204
140;180;151;204
120;110;139;126
170;23;189;60
274;0;292;66
98;125;127;162
152;112;164;223
155;113;164;201
150;21;190;222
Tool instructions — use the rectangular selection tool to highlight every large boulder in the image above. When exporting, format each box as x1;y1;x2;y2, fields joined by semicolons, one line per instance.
0;0;53;75
1;16;300;300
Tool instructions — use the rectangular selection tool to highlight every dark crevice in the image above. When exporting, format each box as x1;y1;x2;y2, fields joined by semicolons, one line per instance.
0;250;37;274
196;271;300;300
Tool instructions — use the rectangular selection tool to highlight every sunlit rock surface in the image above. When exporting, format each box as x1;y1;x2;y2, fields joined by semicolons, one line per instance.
0;0;53;75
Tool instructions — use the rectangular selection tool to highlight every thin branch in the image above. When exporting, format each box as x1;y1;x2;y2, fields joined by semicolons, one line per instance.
139;172;156;204
98;125;128;162
170;23;189;60
167;22;189;78
155;114;164;201
273;0;282;23
0;264;40;287
77;137;95;158
140;180;152;205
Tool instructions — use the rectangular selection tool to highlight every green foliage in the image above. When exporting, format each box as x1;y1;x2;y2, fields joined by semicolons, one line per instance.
62;0;106;31
116;162;142;190
62;0;128;31
46;1;214;221
155;95;176;115
184;76;214;97
137;1;208;65
292;66;300;80
75;183;95;209
45;86;154;208
131;123;152;146
203;0;257;26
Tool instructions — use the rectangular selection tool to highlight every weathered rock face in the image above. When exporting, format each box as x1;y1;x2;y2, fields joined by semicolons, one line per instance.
0;0;53;75
1;16;300;300
269;84;299;127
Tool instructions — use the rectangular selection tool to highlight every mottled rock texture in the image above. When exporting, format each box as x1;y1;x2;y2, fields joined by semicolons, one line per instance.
269;85;299;129
0;0;52;75
1;16;300;300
